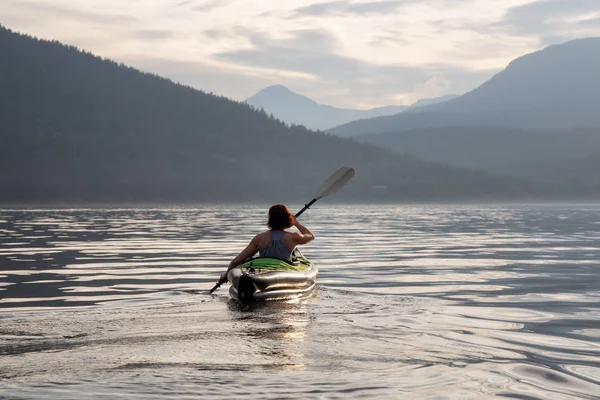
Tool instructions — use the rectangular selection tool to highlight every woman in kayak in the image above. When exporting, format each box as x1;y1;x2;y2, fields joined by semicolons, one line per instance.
220;205;314;282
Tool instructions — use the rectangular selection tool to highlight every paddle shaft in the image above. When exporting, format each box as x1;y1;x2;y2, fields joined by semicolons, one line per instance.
209;281;221;294
295;198;317;219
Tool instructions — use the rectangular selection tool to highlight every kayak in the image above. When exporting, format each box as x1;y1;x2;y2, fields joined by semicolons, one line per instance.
227;250;318;303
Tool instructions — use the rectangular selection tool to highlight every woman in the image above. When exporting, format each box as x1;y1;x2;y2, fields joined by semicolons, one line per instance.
219;204;314;282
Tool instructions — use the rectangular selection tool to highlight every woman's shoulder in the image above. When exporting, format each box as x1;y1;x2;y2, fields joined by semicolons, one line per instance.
257;230;276;240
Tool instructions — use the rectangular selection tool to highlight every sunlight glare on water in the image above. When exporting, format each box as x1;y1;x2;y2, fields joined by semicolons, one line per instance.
1;204;599;399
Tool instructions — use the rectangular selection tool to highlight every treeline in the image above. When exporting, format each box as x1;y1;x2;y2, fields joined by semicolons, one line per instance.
0;25;551;203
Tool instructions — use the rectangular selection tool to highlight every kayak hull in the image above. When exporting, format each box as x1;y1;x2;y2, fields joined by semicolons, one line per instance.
227;254;318;303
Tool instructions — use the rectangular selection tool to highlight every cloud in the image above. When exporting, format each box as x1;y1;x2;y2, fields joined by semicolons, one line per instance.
291;0;409;18
172;0;232;11
497;0;600;44
128;57;280;101
414;76;453;99
217;28;410;81
3;0;136;25
368;29;410;47
214;27;495;107
192;0;233;12
204;28;226;40
131;29;175;40
11;0;588;108
578;17;600;28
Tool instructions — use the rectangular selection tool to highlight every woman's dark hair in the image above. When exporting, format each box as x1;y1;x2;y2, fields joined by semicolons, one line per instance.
268;204;294;230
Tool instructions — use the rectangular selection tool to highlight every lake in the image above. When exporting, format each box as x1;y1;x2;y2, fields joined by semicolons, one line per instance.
1;204;599;399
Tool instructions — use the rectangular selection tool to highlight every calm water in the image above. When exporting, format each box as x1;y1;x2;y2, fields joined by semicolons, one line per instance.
1;204;599;399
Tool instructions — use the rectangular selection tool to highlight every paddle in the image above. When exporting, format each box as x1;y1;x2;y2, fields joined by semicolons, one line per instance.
209;167;355;294
293;167;355;218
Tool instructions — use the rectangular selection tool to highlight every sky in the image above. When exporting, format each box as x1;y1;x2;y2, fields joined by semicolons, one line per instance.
3;0;600;108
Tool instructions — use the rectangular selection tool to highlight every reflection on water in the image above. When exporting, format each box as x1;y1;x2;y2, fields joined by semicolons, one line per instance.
1;204;600;399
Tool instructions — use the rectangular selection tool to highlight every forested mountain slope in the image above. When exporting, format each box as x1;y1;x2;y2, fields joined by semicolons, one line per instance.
355;126;600;184
0;26;537;203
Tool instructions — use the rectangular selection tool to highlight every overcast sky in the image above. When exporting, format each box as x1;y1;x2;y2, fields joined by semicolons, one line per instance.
3;0;600;108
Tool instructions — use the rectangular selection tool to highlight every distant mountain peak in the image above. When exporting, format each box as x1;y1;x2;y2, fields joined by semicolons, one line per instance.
258;84;294;94
245;85;407;131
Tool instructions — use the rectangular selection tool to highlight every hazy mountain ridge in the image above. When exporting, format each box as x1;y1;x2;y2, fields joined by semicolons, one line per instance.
407;94;459;109
355;126;600;184
246;85;459;133
331;37;600;188
0;25;539;203
245;85;408;132
331;37;600;136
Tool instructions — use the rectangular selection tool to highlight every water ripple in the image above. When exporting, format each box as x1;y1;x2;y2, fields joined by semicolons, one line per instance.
1;204;599;399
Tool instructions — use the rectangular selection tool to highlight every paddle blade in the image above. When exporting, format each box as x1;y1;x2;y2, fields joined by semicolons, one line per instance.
315;167;355;200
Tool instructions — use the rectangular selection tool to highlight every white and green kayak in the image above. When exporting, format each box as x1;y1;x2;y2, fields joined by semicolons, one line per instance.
227;249;318;302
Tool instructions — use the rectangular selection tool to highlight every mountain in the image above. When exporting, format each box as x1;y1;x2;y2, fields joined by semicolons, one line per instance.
508;153;600;186
245;85;407;132
355;126;600;184
331;37;600;137
0;25;539;203
408;94;459;109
